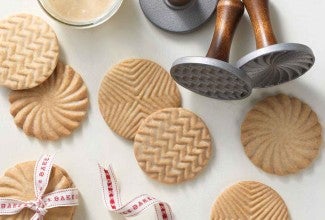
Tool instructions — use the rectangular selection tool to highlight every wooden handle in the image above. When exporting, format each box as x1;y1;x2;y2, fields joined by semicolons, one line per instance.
206;0;244;62
167;0;192;6
243;0;278;49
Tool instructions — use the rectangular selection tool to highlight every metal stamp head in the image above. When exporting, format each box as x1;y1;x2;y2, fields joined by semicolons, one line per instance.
171;57;252;100
239;0;315;88
170;0;253;100
139;0;217;33
237;43;315;88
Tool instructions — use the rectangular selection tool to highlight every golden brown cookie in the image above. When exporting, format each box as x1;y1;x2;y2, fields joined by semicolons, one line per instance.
0;14;59;90
241;94;322;175
210;181;289;219
134;108;212;184
9;61;89;141
0;161;76;220
98;59;181;140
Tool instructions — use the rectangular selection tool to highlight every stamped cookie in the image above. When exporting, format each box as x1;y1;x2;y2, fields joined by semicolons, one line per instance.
98;59;181;140
210;181;289;220
0;161;75;219
241;94;322;175
0;14;59;90
9;61;89;141
134;108;212;184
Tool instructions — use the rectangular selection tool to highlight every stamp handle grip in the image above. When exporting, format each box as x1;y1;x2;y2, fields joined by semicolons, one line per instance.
206;0;244;61
243;0;278;48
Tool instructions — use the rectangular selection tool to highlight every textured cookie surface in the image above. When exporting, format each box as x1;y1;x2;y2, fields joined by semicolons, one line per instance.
0;161;75;220
241;94;322;175
98;59;181;140
210;181;289;220
0;14;59;90
9;61;89;141
134;108;212;184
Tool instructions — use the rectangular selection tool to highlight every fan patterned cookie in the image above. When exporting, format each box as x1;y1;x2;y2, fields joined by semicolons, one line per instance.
210;181;289;220
0;14;59;90
134;108;212;184
98;59;181;140
241;94;322;175
9;61;89;141
0;161;75;220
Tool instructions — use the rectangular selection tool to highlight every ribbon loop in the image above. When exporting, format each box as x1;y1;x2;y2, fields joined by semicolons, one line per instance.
98;164;173;220
0;155;79;220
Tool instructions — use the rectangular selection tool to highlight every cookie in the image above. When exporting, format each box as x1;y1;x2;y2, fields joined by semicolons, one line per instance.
210;181;289;220
0;14;59;90
134;108;212;184
241;94;322;175
0;161;75;220
98;59;181;140
9;61;89;141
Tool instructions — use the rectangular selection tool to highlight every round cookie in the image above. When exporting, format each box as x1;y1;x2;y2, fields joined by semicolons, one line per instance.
98;59;181;140
0;14;59;90
9;61;89;141
134;108;212;184
241;94;322;175
0;161;76;220
210;181;289;220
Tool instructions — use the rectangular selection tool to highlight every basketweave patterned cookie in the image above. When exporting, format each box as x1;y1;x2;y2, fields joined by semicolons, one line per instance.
0;14;59;90
241;94;322;175
134;108;212;184
9;61;89;141
0;161;75;220
98;59;181;140
210;181;289;220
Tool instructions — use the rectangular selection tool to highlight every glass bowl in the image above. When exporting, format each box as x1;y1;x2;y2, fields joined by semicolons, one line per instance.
38;0;124;28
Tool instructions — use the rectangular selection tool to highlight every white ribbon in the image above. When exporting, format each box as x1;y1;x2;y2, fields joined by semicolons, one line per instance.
98;164;173;220
0;155;79;220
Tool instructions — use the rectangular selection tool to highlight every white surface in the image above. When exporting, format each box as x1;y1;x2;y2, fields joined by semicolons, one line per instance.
0;1;324;219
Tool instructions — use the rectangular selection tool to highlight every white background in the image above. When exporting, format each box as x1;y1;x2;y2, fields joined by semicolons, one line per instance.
0;0;324;219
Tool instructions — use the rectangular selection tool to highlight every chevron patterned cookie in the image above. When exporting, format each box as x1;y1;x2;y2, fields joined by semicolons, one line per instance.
98;59;181;140
210;181;289;220
0;161;76;219
134;108;212;184
9;61;89;141
241;94;322;175
0;14;59;90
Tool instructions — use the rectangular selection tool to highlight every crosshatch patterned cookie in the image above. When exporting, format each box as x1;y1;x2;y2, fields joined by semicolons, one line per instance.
241;94;322;175
0;161;76;219
98;59;181;140
0;14;59;90
134;108;212;184
9;61;89;141
210;181;289;220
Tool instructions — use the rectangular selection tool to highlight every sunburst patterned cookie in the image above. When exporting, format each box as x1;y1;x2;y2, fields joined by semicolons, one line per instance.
241;94;322;175
210;181;289;220
0;161;76;220
9;61;89;141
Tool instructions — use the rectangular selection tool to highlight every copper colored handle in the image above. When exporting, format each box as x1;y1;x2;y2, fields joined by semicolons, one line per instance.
243;0;278;49
206;0;244;62
168;0;192;6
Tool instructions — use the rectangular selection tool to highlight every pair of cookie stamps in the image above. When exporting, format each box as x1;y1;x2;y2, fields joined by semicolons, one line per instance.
169;0;315;100
0;14;89;141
